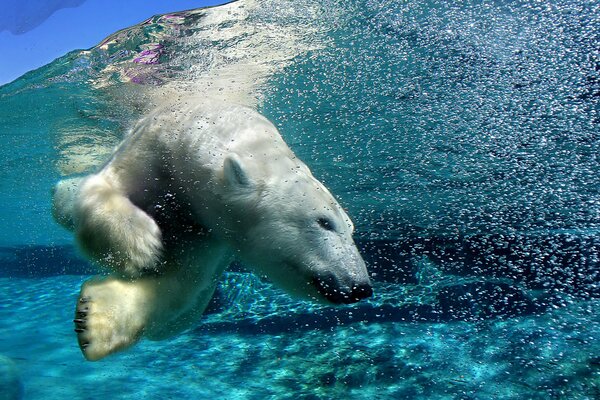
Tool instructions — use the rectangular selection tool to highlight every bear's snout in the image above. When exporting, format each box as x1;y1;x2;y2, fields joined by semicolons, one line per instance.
312;275;373;305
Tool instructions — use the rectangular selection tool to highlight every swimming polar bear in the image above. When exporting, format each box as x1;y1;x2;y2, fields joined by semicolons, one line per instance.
52;101;372;360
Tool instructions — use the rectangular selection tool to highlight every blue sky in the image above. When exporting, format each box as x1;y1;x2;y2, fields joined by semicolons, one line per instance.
0;0;227;85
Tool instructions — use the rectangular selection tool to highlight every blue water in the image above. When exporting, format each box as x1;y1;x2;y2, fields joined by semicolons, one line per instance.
0;0;599;398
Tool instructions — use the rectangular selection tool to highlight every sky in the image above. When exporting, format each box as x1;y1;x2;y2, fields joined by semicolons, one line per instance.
0;0;227;85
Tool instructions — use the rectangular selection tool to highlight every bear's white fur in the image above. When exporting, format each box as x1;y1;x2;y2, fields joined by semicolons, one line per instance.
53;101;371;361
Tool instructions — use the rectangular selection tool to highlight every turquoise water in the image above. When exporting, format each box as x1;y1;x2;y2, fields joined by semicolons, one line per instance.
0;0;599;398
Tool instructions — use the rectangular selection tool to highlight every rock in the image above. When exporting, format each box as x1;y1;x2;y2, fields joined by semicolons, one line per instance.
0;355;23;400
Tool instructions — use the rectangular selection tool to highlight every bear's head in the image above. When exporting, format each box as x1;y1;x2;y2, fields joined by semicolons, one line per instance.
218;153;373;305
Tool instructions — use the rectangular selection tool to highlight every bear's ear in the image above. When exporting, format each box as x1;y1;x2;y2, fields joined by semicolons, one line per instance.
223;154;252;187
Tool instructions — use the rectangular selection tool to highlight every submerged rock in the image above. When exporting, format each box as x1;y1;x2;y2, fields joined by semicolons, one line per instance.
0;355;23;400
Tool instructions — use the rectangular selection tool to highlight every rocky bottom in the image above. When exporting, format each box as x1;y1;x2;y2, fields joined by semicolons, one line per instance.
0;274;598;399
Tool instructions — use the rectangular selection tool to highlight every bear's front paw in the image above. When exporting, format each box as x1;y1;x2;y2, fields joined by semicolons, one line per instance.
77;198;163;278
74;278;147;361
110;207;164;277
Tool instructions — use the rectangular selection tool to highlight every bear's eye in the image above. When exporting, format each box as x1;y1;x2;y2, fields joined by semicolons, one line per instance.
317;217;336;232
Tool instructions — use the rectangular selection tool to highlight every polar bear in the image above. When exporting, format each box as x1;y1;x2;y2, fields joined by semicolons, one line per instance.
52;101;372;361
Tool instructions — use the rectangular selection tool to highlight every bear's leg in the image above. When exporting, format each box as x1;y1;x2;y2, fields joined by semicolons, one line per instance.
74;241;232;361
141;240;234;341
75;174;163;277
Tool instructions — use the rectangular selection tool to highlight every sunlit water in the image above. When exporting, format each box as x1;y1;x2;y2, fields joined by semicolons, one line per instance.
0;0;598;398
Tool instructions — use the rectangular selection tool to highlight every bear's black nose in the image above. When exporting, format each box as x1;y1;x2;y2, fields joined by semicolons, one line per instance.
349;283;373;302
313;276;373;304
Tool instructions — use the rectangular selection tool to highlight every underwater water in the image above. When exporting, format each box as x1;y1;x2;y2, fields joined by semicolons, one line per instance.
0;0;598;398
